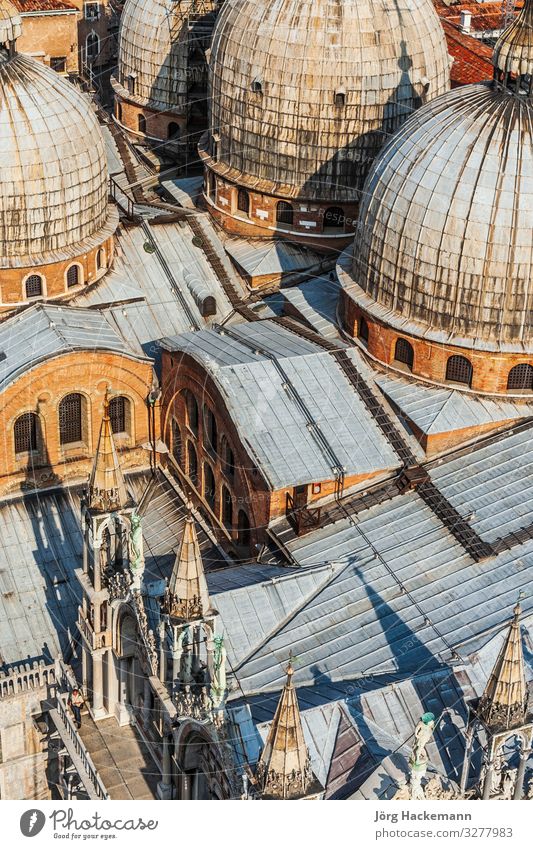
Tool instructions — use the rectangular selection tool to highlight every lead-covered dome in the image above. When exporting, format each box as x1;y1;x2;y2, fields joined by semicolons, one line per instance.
208;0;451;200
117;0;201;111
346;82;533;347
0;10;113;266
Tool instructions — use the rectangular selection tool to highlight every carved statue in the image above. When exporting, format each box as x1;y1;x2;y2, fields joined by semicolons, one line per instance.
210;635;227;708
408;712;436;800
179;627;193;684
411;712;435;767
129;511;143;574
501;768;517;800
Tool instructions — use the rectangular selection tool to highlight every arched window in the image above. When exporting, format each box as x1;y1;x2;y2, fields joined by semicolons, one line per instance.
109;395;130;435
507;363;533;391
187;441;198;486
25;274;43;299
200;295;217;317
59;393;83;445
394;338;414;371
66;264;80;288
237;510;251;549
203;405;217;454
14;412;39;455
276;201;294;227
168;122;180;140
86;32;99;62
96;248;105;271
222;485;232;528
324;206;345;231
237;189;249;217
203;462;215;510
183;390;199;436
358;316;369;345
446;355;473;387
335;90;346;107
221;436;235;480
251;79;262;94
171;419;182;465
138;114;146;134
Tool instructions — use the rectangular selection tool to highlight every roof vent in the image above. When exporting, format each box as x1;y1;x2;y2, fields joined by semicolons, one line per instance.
0;351;6;362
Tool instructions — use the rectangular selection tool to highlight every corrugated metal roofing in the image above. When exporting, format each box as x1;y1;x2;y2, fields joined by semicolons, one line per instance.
377;374;533;435
278;275;342;340
162;321;398;488
0;303;144;391
429;426;533;542
224;488;533;696
225;238;323;277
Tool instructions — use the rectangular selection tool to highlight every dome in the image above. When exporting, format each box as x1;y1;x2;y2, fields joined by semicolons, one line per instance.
117;0;203;111
208;0;451;201
494;0;533;78
346;82;533;348
0;22;113;266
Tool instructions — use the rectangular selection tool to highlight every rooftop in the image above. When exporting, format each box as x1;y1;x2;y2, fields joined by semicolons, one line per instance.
161;321;399;489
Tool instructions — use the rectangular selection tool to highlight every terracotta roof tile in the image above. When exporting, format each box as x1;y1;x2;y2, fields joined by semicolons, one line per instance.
441;19;494;84
11;0;78;12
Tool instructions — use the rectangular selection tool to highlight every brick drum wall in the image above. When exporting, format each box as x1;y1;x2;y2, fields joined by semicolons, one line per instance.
341;289;533;397
0;236;114;313
0;351;155;497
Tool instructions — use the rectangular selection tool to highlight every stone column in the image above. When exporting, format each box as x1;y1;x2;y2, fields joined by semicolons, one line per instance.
115;658;131;726
460;723;474;796
143;677;151;728
159;621;166;684
482;760;494;800
513;749;530;800
157;734;173;800
92;650;106;719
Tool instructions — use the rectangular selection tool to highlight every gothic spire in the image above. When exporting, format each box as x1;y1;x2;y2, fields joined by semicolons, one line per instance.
493;0;533;86
87;389;129;512
477;601;530;731
256;657;319;800
164;506;213;621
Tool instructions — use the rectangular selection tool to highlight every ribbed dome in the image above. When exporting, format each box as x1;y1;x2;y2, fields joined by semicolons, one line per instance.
118;0;208;110
0;48;111;265
348;84;533;348
209;0;450;201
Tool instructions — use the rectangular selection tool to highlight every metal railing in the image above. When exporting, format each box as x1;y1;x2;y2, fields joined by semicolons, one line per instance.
285;492;322;536
55;694;109;800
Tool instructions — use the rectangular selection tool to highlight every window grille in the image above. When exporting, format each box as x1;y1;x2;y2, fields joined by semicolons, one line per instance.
276;201;294;226
14;413;38;454
507;363;533;391
358;316;369;344
66;265;79;288
25;275;43;298
446;355;473;386
237;189;250;216
59;393;82;444
109;396;126;434
394;338;414;370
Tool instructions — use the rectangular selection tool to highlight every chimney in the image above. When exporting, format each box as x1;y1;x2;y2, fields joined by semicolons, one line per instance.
460;10;472;33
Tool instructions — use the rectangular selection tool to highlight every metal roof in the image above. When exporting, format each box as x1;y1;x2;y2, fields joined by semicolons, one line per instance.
376;373;533;436
224;238;324;278
162;321;399;488
71;222;233;368
0;303;144;391
429;426;533;543
277;275;342;340
223;485;533;696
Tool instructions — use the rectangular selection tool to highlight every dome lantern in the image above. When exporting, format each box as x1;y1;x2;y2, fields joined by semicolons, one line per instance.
493;0;533;92
0;0;21;58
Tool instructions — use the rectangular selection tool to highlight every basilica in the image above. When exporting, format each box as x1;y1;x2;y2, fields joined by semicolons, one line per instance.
0;0;532;802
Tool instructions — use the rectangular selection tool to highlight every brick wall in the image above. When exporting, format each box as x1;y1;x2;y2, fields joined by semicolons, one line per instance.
0;351;155;497
0;236;114;313
341;290;533;397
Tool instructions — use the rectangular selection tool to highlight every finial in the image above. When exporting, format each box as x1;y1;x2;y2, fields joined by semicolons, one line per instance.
286;651;294;681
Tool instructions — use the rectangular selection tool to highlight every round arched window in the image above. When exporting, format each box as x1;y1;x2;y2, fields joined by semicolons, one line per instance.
25;274;43;299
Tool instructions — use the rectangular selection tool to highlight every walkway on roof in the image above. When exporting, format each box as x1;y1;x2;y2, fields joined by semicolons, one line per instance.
77;715;159;800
